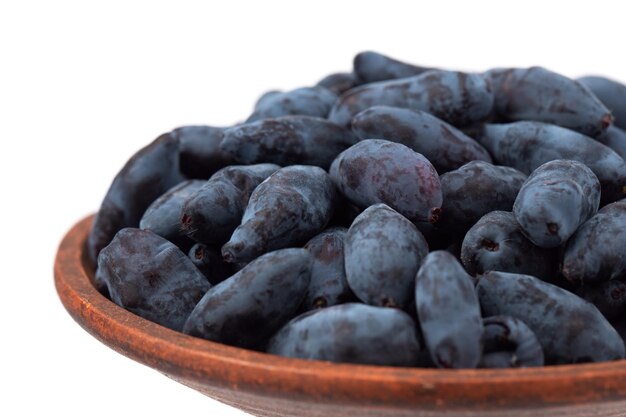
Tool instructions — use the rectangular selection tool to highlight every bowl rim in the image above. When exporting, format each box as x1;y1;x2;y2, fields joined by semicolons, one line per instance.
54;215;626;411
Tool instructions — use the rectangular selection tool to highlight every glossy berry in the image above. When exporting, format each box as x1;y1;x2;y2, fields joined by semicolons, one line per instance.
220;116;357;169
476;271;625;364
328;70;494;127
247;86;337;122
316;72;360;95
222;165;336;263
181;164;279;246
353;51;432;83
139;180;204;250
513;160;600;248
577;76;626;130
96;228;210;332
302;228;354;311
480;122;626;204
351;106;492;173
461;211;557;282
487;67;612;137
562;202;626;284
415;251;483;369
330;139;442;223
345;204;428;310
267;303;421;366
183;248;312;349
439;161;527;234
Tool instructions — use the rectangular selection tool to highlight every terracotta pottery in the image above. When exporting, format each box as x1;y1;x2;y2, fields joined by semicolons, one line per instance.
55;215;626;417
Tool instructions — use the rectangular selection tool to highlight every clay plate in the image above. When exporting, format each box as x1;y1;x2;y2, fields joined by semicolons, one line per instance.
55;215;626;417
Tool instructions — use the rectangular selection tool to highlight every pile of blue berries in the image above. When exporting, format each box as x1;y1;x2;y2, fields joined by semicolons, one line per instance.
89;51;626;368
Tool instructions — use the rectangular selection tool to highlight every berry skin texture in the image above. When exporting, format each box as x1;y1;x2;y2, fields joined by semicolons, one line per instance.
247;86;337;122
87;132;185;265
330;139;442;223
175;125;235;180
183;248;312;349
487;67;612;137
328;70;494;128
353;51;432;83
480;121;626;204
562;202;626;285
461;211;557;282
316;72;360;96
439;161;527;234
415;251;483;369
267;303;421;366
181;164;280;246
139;180;205;250
578;76;626;130
254;90;281;109
222;165;336;263
302;227;355;311
513;160;600;248
480;315;544;368
220;116;358;169
351;106;492;174
96;228;211;332
345;204;428;310
476;271;625;364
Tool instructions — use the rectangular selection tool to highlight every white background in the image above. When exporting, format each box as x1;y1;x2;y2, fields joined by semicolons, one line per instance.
1;1;625;416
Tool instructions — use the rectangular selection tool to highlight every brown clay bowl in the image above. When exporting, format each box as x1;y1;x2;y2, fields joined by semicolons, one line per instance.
55;215;626;417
